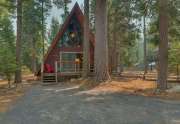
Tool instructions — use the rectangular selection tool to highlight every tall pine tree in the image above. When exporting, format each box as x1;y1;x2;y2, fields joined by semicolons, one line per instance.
95;0;110;82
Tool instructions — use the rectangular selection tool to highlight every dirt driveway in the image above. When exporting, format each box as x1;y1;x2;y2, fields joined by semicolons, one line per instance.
0;84;180;124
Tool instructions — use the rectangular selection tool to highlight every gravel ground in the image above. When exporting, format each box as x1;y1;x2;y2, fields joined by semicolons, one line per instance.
0;84;180;124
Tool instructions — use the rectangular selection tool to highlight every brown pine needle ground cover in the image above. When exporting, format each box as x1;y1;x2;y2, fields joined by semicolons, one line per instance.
90;79;156;94
77;77;180;100
79;78;156;95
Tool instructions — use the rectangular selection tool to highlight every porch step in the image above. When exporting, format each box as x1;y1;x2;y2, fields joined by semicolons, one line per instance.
43;74;57;84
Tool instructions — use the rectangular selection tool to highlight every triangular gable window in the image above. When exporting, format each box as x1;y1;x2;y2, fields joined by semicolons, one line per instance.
59;14;82;48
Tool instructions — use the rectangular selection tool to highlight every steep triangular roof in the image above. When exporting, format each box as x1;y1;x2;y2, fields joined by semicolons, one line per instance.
44;3;95;63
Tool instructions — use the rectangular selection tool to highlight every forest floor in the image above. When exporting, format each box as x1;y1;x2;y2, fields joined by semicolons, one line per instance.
0;76;180;114
74;77;180;100
0;74;38;112
1;76;180;123
0;81;180;124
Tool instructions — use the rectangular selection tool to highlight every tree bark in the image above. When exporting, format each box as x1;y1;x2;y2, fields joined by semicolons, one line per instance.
82;0;90;78
109;15;118;74
177;64;179;81
15;0;22;84
32;37;37;75
157;0;168;91
143;15;148;79
111;31;117;73
41;0;45;81
95;0;110;82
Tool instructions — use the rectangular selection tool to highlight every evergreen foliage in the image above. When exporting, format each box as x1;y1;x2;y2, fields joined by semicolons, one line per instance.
21;0;51;72
0;15;16;87
48;17;60;44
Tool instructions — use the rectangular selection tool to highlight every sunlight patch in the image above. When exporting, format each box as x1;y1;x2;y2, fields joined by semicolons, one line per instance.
85;96;104;102
55;86;80;93
43;88;55;91
171;119;180;124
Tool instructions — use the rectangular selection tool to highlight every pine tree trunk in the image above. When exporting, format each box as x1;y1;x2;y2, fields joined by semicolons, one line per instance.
108;47;112;74
32;38;37;75
117;51;123;74
95;0;110;82
177;64;179;81
15;0;22;84
82;0;90;78
143;15;148;79
112;31;117;73
157;0;168;91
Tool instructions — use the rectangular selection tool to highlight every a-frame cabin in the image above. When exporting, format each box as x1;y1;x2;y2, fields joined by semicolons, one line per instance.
41;3;94;83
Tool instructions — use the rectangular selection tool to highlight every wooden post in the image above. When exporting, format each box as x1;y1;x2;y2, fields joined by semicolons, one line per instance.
75;63;77;72
41;0;44;84
89;63;91;72
177;64;179;81
55;61;58;83
41;63;44;83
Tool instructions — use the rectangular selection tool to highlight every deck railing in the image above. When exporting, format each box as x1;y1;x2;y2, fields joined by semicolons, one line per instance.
55;61;82;73
55;61;94;74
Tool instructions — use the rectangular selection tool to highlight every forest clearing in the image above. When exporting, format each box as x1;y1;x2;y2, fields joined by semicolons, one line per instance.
0;74;180;114
1;78;180;124
0;0;180;123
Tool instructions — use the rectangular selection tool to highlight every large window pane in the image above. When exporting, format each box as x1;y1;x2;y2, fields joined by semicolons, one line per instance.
60;52;82;72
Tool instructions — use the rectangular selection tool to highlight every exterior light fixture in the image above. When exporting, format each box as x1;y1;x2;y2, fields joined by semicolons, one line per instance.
70;32;75;38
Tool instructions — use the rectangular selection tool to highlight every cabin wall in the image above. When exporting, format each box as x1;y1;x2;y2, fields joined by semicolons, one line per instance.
44;44;94;73
44;44;84;73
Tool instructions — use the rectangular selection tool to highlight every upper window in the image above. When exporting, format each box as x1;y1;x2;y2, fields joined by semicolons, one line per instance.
59;15;82;48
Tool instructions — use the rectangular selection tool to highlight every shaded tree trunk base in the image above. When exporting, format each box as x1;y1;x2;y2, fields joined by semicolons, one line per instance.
95;70;111;83
14;71;22;84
